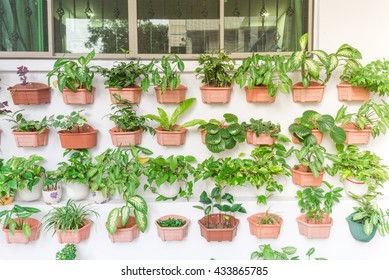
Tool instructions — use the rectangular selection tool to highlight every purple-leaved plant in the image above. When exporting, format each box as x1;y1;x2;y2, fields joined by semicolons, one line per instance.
17;65;29;86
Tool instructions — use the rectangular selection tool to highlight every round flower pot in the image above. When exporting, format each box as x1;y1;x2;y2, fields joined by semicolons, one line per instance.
56;219;92;244
62;87;95;105
198;214;239;242
291;165;324;187
155;126;187;146
2;218;41;244
42;186;62;205
296;214;333;239
155;214;190;241
18;178;44;202
246;130;276;146
346;213;377;242
344;178;369;197
8;82;51;105
109;127;142;147
12;129;50;147
58;124;98;149
292;82;325;103
91;190;110;204
157;182;182;199
247;213;283;239
343;123;371;145
107;216;140;243
0;196;14;206
244;86;276;103
65;182;90;201
337;82;370;102
200;85;232;104
109;87;141;104
155;85;187;104
291;129;323;145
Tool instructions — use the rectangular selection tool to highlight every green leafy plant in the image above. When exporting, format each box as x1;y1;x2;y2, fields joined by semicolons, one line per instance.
47;49;96;93
0;205;40;237
4;109;52;134
51;110;88;132
293;144;328;178
43;170;62;192
257;210;281;225
0;159;18;200
336;44;363;83
195;49;236;87
57;149;93;185
242;118;290;142
157;218;187;228
250;244;325;260
56;244;77;260
288;110;346;145
151;54;184;93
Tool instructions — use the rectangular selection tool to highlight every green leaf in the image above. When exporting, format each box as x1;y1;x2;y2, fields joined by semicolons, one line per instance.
106;208;120;234
121;206;131;227
128;195;148;214
306;247;315;257
289;51;305;70
22;223;31;238
170;98;196;126
317;115;335;133
182;119;206;128
75;66;88;83
134;210;148;233
330;126;346;144
305;58;320;78
299;33;309;50
282;246;297;255
205;132;222;145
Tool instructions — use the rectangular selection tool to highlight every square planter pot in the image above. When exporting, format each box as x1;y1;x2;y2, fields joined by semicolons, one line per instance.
8;82;51;105
296;214;333;239
62;87;95;105
56;220;92;244
337;82;370;102
107;216;140;243
12;129;50;147
109;87;141;104
291;129;323;145
343;123;371;145
155;126;187;146
291;165;324;187
346;213;377;242
155;214;190;241
198;214;239;242
244;86;276;103
201;86;232;104
2;218;41;244
58;124;98;149
292;82;325;103
155;85;187;104
109;127;142;147
246;130;276;146
247;213;282;239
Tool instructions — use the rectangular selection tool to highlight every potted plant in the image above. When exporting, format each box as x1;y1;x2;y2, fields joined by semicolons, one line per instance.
194;187;246;242
56;244;77;260
326;144;389;196
155;215;190;241
296;182;343;238
107;96;154;147
42;199;99;244
42;170;63;205
98;59;154;104
251;244;325;260
242;118;290;146
288;110;346;145
195;50;236;104
47;50;96;104
0;158;17;205
4;109;52;147
0;204;41;244
106;194;148;243
235;54;292;103
151;54;186;103
145;98;203;146
335;101;389;145
7;65;51;105
52;110;98;149
247;210;283;239
198;114;245;153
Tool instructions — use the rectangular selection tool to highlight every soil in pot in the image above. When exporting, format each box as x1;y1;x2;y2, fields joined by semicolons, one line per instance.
155;126;187;146
291;165;324;187
247;213;282;239
2;218;41;244
155;214;190;241
343;123;371;145
292;82;325;103
200;86;232;104
109;127;142;147
12;128;50;147
291;129;323;145
155;85;187;104
8;82;51;105
346;213;377;242
57;219;92;244
337;82;370;102
109;87;141;104
296;214;333;239
198;214;239;242
108;216;140;243
62;87;95;105
244;86;276;103
58;124;98;149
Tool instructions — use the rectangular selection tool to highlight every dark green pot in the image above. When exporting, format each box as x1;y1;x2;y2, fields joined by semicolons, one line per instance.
346;213;377;242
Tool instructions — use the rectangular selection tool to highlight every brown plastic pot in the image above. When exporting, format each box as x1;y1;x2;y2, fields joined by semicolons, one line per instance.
291;129;323;144
0;196;14;206
292;82;325;103
198;214;239;242
109;127;142;147
62;87;95;104
247;213;282;239
244;86;276;103
12;128;50;147
337;82;370;102
291;165;324;187
155;214;190;241
155;126;187;146
2;218;41;244
107;216;140;243
109;87;142;104
296;214;333;239
155;85;187;104
56;219;92;244
201;85;232;104
8;82;51;105
343;123;371;145
58;124;98;149
246;130;276;146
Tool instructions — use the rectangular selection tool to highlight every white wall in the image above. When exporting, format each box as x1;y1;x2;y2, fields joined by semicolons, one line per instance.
0;0;389;260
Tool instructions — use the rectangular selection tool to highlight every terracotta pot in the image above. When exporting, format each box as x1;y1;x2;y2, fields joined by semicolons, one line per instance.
56;219;92;244
91;190;110;204
291;165;324;187
2;218;41;244
337;82;370;102
12;128;50;147
344;178;369;197
296;214;333;239
58;124;98;149
109;87;141;104
0;196;14;206
247;213;282;239
155;214;190;241
107;216;140;243
246;130;276;146
109;127;142;147
346;213;377;242
8;82;51;105
42;186;62;205
65;182;90;201
198;214;239;242
62;87;95;105
155;126;187;146
343;123;371;145
244;86;276;103
155;85;187;104
200;85;232;104
291;129;323;145
292;82;325;103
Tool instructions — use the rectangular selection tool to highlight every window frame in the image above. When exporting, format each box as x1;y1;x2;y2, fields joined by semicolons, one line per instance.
0;0;314;59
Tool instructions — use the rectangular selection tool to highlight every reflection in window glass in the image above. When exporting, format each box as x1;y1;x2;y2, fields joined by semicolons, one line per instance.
0;0;48;52
137;0;220;54
224;0;309;53
53;0;129;53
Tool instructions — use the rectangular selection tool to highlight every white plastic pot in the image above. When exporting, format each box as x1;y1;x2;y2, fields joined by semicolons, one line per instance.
91;190;110;204
18;178;44;202
65;182;90;201
344;178;369;197
157;182;182;198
